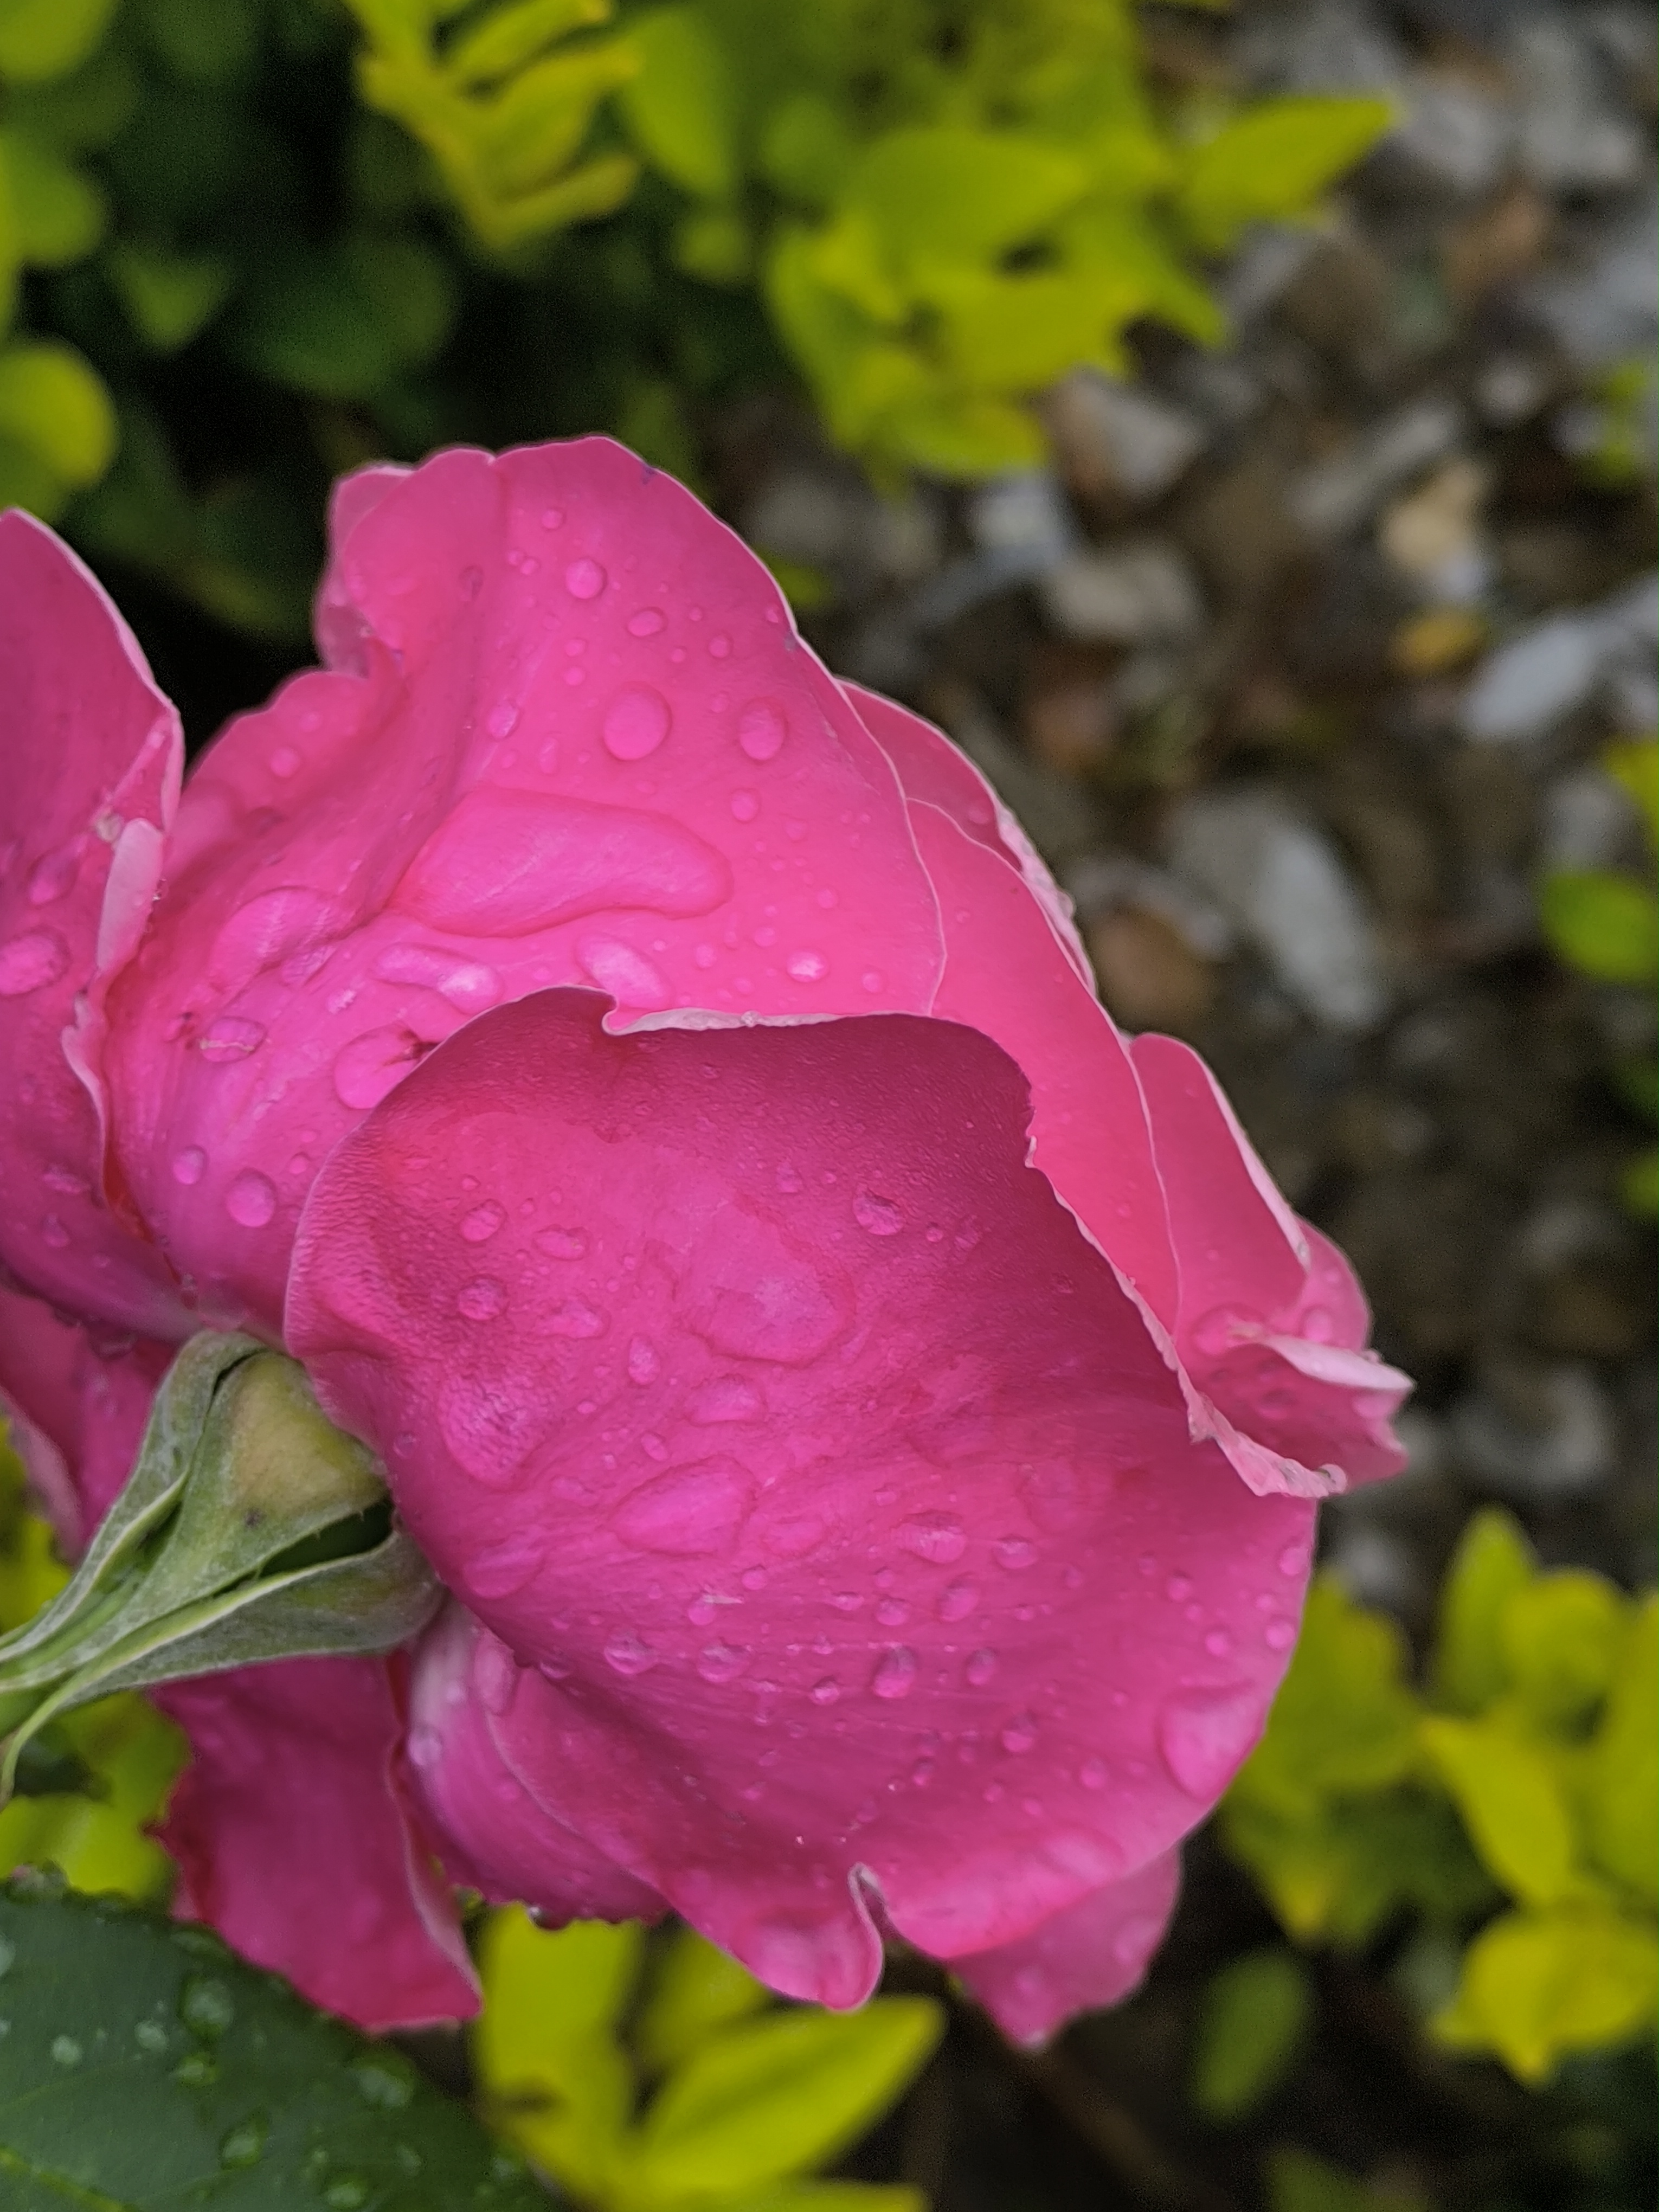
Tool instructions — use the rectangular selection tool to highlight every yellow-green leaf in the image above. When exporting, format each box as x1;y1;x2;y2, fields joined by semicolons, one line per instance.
1178;95;1394;253
635;1924;769;2076
0;0;118;82
1540;869;1659;985
1432;1904;1659;2082
1585;1594;1657;1904
0;339;115;485
1189;1947;1313;2120
0;130;104;266
1500;1569;1628;1732
1418;1715;1583;1907
618;5;737;200
1431;1507;1532;1716
106;241;234;351
445;0;612;89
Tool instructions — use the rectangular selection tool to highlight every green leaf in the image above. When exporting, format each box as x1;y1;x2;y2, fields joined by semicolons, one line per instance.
0;130;105;266
1605;738;1658;849
0;340;115;486
846;127;1088;274
1432;1903;1659;2082
635;1924;768;2076
107;241;235;351
1540;870;1659;985
1431;1507;1532;1716
1232;1576;1419;1819
138;0;258;83
626;1998;943;2201
1189;1947;1313;2121
0;0;118;82
0;1876;545;2209
0;1692;184;1904
1500;1570;1628;1732
619;6;737;199
721;2189;927;2212
1585;1595;1657;1904
1418;1715;1585;1907
1266;2146;1428;2212
1178;95;1394;253
444;0;612;89
1220;1790;1490;1949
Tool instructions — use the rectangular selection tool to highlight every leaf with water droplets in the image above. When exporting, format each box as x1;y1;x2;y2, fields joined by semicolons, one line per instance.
0;1879;544;2210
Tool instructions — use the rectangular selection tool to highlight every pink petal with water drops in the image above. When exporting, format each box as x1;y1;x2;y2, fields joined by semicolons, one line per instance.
0;1282;173;1550
908;802;1179;1335
846;682;1094;987
1132;1034;1408;1490
290;988;1313;2012
105;439;942;1334
157;1656;480;2031
0;513;188;1340
407;1603;667;1922
951;1849;1181;2048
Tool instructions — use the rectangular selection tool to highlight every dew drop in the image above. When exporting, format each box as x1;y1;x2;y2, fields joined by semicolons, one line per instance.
541;507;564;530
324;2181;369;2211
1264;1619;1296;1651
373;943;504;1011
603;1628;659;1676
614;1461;751;1555
775;1163;803;1195
1193;1304;1253;1358
460;1201;505;1243
27;847;79;904
1205;1629;1233;1657
871;1647;917;1700
900;1513;966;1566
486;699;520;740
874;1597;910;1628
1166;1573;1194;1603
602;684;672;761
1157;1686;1260;1799
536;1226;589;1261
965;1648;998;1688
134;2019;168;2053
626;606;665;636
565;557;607;600
0;929;69;996
224;1171;277;1229
709;631;731;658
438;1373;551;1489
353;2054;416;2110
406;1724;441;1769
627;1335;660;1384
787;950;828;982
456;1276;506;1322
994;1537;1038;1572
473;1635;519;1713
737;699;786;761
853;1191;903;1237
730;789;760;822
333;1025;427;1110
687;1377;761;1423
1000;1713;1038;1754
1278;1543;1310;1579
697;1641;749;1684
576;934;673;1010
179;1976;235;2037
1300;1304;1335;1342
197;1017;267;1062
542;1297;605;1339
171;1146;207;1187
464;1532;546;1598
50;2034;82;2068
1079;1756;1106;1790
938;1577;979;1623
809;1676;840;1706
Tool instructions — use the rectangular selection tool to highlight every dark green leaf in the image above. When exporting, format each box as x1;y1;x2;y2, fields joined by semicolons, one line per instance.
0;1877;544;2210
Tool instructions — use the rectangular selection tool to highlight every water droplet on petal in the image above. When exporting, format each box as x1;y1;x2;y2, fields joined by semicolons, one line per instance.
994;1537;1038;1572
737;699;786;761
871;1647;917;1700
406;1724;441;1769
171;1146;207;1187
473;1634;519;1713
603;1628;658;1676
875;1597;909;1628
438;1374;551;1489
900;1513;966;1566
810;1676;840;1706
457;1277;506;1322
1193;1304;1255;1358
853;1191;903;1237
1165;1573;1194;1603
1079;1756;1106;1790
576;934;674;1010
1157;1686;1261;1799
333;1026;427;1110
224;1172;277;1229
938;1577;979;1622
198;1017;266;1063
27;847;79;904
460;1201;505;1243
626;606;665;636
541;1297;606;1338
775;1163;803;1195
602;684;672;761
964;1648;998;1688
626;1335;660;1384
536;1226;589;1260
1205;1629;1232;1657
373;944;503;1011
786;950;827;982
730;789;760;822
565;557;607;600
1264;1618;1296;1651
686;1377;762;1423
486;700;520;740
697;1641;749;1684
1000;1713;1038;1754
464;1531;546;1598
0;929;69;996
614;1459;751;1555
1278;1543;1310;1579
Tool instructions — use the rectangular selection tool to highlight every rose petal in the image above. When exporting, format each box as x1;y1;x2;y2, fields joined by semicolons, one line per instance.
107;440;943;1334
408;1603;667;1922
157;1657;479;2030
0;512;187;1338
290;989;1313;2009
951;1849;1181;2047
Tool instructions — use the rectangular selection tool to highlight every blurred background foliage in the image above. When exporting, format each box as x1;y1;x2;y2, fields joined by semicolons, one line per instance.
0;0;1387;651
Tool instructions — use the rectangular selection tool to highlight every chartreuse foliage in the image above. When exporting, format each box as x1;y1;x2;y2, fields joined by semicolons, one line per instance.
0;1874;546;2209
0;0;119;515
1539;737;1659;1217
1220;1512;1659;2086
355;0;1392;476
474;1906;942;2210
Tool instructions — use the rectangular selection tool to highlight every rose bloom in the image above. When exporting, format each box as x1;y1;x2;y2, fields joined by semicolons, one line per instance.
0;443;1409;2043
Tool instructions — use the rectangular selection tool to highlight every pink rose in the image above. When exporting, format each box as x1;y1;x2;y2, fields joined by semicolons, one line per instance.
0;446;1409;2041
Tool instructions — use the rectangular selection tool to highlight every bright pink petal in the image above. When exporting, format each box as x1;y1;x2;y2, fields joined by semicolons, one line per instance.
106;440;942;1335
846;683;1094;987
1132;1035;1408;1488
0;1282;172;1547
290;989;1313;2010
408;1603;667;1922
909;802;1179;1333
951;1849;1181;2047
157;1657;478;2031
0;512;187;1339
